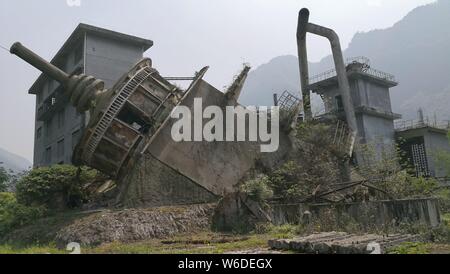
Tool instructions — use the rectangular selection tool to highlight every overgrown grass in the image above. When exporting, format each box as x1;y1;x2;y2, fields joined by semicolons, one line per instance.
0;243;64;254
0;232;273;254
2;213;450;254
388;242;431;254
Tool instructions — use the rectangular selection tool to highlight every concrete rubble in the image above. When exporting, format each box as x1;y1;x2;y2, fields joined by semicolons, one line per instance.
55;204;215;247
268;232;422;254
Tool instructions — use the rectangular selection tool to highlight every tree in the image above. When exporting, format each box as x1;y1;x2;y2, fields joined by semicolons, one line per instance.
15;165;98;210
0;167;10;192
267;121;348;202
0;192;46;235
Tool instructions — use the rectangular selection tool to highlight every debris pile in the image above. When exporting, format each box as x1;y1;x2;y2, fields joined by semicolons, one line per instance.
268;232;422;254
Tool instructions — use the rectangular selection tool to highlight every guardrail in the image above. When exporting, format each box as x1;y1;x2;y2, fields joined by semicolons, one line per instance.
395;119;450;131
309;57;396;85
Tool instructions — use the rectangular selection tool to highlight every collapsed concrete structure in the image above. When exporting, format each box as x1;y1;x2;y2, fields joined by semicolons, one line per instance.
9;8;446;235
10;42;296;207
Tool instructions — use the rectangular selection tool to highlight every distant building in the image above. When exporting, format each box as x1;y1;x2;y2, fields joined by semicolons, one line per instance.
29;23;153;167
307;57;450;178
309;57;401;159
396;114;450;178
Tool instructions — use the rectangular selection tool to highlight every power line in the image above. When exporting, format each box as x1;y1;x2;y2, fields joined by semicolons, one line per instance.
0;43;10;53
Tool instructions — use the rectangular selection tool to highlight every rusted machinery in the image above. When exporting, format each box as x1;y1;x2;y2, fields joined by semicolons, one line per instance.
11;42;294;206
11;42;190;179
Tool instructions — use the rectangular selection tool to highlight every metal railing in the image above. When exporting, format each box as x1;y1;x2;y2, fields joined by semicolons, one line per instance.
309;56;396;85
309;68;337;85
395;118;450;131
363;67;396;82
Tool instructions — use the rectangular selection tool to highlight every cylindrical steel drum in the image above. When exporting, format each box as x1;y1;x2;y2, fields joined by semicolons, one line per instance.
10;42;180;178
73;58;179;178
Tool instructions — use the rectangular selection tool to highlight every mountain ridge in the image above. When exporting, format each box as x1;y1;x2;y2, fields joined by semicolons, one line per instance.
241;0;450;121
0;147;32;173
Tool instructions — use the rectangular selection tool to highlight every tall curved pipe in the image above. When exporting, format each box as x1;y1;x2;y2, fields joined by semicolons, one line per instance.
296;8;358;155
297;9;312;121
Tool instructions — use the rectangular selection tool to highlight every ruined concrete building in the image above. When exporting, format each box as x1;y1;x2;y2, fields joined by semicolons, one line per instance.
308;57;401;159
296;9;450;176
10;8;450;211
396;113;450;178
29;24;153;167
11;26;295;207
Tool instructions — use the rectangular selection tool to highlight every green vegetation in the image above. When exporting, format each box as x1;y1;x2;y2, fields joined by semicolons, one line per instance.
239;175;273;202
0;232;273;254
241;122;439;204
388;213;450;254
0;192;46;236
0;165;102;241
388;242;432;254
15;165;98;210
241;122;346;203
1;217;450;254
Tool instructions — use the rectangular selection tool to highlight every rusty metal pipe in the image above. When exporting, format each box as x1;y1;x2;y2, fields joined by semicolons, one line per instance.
297;9;358;150
10;42;69;85
10;42;107;112
305;22;358;136
297;8;312;121
296;8;358;157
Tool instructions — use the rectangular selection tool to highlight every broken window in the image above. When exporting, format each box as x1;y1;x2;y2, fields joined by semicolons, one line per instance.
335;95;344;112
117;104;151;134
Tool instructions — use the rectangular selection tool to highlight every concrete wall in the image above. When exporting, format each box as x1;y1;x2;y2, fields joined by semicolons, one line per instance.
396;128;450;177
269;198;441;228
424;130;450;177
119;153;218;208
145;79;292;196
317;76;397;162
85;34;144;88
118;78;293;206
355;79;393;113
359;114;396;149
320;79;393;114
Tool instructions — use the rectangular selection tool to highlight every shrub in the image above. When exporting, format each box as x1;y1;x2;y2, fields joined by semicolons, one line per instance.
15;165;97;210
240;176;273;202
267;122;346;202
437;189;450;213
0;192;46;235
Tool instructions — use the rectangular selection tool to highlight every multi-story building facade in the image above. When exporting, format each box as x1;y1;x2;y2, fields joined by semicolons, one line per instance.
29;23;153;167
309;57;402;161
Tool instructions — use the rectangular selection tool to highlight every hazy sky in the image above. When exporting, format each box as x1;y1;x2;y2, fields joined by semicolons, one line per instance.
0;0;436;162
